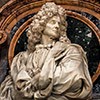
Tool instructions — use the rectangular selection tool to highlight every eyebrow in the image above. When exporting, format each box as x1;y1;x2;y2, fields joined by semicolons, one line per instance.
52;18;61;22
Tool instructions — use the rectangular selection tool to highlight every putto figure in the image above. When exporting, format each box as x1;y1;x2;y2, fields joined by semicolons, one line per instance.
0;2;92;100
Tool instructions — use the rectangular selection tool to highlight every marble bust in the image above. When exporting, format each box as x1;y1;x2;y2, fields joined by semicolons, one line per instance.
0;2;92;100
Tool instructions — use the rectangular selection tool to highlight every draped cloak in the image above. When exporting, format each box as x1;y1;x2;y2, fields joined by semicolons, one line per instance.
0;41;92;100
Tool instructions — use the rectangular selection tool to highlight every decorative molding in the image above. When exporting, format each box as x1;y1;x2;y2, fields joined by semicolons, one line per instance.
92;63;100;83
79;0;100;13
0;30;7;45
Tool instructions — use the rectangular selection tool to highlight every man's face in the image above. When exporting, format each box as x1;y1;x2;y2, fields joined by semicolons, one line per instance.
43;16;61;39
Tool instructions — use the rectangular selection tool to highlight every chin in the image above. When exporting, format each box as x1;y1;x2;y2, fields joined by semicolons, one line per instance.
50;36;59;40
50;33;60;38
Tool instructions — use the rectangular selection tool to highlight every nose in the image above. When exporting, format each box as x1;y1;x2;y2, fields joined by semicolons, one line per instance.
55;22;59;29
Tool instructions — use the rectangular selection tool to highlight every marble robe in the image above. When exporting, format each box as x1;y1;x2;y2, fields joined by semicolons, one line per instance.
0;41;92;100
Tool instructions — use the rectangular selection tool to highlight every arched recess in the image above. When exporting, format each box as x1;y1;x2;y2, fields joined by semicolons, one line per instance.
0;0;100;83
8;11;100;83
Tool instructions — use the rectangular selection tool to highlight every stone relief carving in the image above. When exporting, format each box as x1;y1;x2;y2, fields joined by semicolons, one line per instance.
0;2;93;100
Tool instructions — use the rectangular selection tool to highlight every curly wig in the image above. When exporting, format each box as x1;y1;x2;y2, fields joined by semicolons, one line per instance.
27;2;69;52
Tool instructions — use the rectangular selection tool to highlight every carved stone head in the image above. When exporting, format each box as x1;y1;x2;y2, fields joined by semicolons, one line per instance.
27;2;68;52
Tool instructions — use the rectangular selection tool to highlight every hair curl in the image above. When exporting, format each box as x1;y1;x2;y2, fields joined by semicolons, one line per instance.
27;2;69;52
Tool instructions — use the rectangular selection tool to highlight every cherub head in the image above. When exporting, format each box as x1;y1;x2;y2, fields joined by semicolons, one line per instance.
27;2;69;52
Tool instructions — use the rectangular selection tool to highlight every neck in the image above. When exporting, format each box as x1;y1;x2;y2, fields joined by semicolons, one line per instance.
41;34;55;45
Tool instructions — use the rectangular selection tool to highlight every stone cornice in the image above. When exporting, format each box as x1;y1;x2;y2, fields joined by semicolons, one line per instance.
0;0;100;13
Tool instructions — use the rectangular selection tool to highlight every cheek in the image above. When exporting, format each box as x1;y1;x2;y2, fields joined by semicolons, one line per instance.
46;23;54;29
44;28;51;36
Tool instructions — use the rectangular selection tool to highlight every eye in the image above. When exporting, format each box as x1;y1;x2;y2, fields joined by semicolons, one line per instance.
50;20;56;24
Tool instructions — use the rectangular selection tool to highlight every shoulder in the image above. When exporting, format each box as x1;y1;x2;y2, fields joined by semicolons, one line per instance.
11;51;29;65
10;51;29;70
66;43;85;54
14;51;29;59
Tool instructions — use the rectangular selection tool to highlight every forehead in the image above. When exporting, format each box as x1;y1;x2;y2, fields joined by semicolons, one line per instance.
49;16;61;21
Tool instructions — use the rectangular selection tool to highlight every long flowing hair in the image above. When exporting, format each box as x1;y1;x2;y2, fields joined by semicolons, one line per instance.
27;2;70;52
